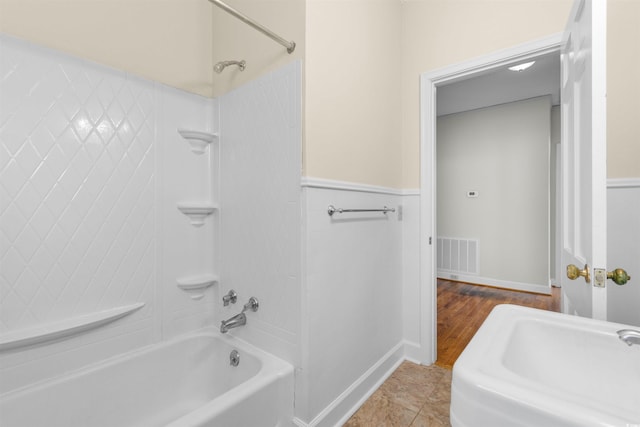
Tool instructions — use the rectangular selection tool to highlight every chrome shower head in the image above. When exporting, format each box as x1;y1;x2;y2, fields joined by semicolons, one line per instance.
214;60;246;73
213;62;225;73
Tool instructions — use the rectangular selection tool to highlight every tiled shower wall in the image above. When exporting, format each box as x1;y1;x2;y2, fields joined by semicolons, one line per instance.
218;61;302;365
0;34;217;394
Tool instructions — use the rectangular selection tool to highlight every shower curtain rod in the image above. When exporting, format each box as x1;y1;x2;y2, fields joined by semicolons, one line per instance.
208;0;296;54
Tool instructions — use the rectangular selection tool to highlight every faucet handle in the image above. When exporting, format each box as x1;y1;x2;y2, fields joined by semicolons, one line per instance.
223;289;238;306
242;297;259;313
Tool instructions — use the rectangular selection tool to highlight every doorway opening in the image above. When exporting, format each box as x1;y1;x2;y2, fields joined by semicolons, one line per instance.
436;53;560;295
419;34;563;364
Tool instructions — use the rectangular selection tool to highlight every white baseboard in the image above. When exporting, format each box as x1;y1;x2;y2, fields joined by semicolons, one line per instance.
402;340;425;365
293;342;405;427
437;272;551;295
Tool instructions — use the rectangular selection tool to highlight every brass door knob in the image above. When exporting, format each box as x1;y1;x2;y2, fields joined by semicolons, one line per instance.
567;264;591;283
607;268;631;286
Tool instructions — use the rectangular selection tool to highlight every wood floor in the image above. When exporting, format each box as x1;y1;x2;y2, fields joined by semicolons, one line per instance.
435;279;561;369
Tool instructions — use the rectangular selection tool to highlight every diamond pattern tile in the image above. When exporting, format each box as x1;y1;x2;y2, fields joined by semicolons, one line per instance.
0;35;156;333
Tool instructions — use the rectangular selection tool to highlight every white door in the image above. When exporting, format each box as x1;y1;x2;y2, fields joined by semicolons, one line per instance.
560;0;608;319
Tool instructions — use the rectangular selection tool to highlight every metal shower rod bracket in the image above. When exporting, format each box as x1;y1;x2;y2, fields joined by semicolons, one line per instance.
208;0;296;54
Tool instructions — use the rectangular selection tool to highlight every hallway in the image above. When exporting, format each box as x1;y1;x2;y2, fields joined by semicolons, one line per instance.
344;280;560;426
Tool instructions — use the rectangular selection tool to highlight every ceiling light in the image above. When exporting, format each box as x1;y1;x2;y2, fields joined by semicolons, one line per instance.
508;61;535;72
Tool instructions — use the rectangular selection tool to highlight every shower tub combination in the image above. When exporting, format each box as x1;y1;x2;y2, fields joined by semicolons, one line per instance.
0;330;294;427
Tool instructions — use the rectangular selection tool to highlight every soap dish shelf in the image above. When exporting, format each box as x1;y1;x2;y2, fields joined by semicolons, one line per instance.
177;129;218;155
0;303;145;352
177;275;218;300
177;203;218;227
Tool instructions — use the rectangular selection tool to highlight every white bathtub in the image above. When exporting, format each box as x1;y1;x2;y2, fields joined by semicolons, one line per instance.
0;329;294;427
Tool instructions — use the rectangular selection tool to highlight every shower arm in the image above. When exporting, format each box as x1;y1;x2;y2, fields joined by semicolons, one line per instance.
214;60;246;73
208;0;296;54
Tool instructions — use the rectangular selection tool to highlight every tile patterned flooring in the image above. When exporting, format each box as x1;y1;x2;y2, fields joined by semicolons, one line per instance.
344;361;452;427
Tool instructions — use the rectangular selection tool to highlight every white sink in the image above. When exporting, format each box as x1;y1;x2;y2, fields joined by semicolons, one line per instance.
451;304;640;427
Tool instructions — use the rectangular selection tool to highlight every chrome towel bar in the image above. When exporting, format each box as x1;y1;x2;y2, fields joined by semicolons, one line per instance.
327;205;396;217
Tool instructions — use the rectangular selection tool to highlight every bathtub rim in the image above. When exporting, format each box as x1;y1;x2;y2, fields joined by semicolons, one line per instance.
0;326;293;401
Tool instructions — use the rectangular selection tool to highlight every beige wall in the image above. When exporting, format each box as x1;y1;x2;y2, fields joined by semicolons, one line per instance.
0;0;215;97
0;0;305;101
304;0;402;187
211;0;305;98
1;0;637;184
401;0;573;188
306;0;639;185
607;0;640;178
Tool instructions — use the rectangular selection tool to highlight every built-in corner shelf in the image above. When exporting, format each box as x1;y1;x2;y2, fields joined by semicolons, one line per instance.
177;129;218;155
0;303;145;352
177;275;218;300
177;203;218;227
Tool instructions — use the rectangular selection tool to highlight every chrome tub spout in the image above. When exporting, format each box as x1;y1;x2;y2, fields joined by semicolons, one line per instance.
220;312;246;334
617;329;640;346
220;297;259;334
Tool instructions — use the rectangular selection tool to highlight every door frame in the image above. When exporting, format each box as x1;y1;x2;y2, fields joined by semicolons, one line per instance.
418;34;563;364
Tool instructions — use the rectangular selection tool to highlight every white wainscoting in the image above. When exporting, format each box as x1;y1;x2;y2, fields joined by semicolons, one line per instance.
607;179;640;326
400;193;422;362
297;181;407;426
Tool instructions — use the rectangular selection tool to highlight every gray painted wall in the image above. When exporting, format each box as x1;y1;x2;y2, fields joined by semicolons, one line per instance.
437;96;551;289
